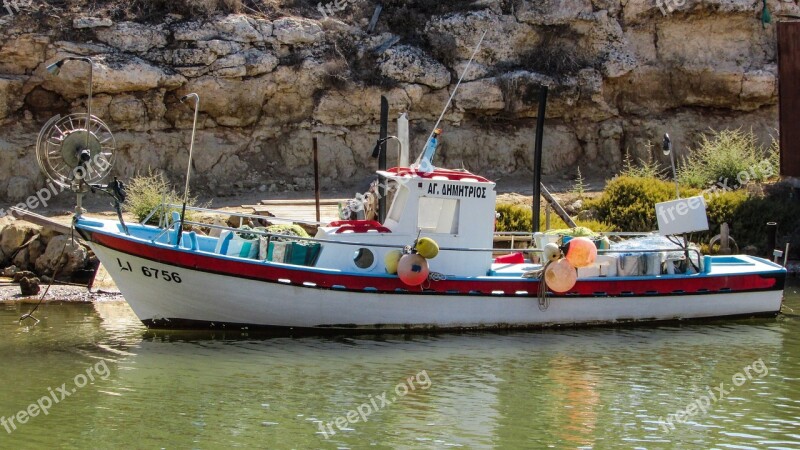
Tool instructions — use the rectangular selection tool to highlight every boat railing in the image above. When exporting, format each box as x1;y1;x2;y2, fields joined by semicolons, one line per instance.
492;231;662;238
143;203;701;264
141;203;326;228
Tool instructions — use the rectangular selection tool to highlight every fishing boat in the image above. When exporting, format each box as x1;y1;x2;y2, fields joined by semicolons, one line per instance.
70;166;785;331
36;56;786;333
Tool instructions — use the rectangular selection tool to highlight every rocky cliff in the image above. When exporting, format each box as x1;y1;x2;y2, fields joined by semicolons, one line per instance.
0;0;796;201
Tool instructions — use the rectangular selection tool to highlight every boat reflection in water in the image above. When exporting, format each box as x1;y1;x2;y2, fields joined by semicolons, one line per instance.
85;300;792;448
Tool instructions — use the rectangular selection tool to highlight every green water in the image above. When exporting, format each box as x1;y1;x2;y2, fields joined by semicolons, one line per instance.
1;283;799;449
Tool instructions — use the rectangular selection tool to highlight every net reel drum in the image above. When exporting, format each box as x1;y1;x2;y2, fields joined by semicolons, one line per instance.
35;113;118;217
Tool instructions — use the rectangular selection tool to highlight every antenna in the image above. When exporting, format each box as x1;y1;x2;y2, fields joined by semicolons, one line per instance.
662;133;680;199
413;30;487;167
176;93;200;247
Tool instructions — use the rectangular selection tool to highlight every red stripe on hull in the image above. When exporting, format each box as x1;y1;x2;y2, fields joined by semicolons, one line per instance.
86;230;781;297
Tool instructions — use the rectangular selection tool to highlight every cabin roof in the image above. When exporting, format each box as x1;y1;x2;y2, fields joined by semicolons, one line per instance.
377;167;493;184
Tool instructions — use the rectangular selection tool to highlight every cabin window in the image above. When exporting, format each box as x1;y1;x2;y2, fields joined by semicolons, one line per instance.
387;184;408;222
353;248;375;269
418;197;459;234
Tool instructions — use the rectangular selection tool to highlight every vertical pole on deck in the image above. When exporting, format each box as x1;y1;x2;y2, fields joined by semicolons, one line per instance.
313;137;320;223
532;86;548;233
766;221;777;256
378;95;389;223
545;205;551;231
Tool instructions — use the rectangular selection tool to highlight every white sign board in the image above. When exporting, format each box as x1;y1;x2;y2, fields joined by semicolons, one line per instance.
655;196;709;235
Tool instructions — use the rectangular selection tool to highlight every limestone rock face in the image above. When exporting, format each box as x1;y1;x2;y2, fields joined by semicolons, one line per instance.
272;17;323;44
0;0;793;197
454;78;505;111
0;76;24;119
96;22;168;53
425;10;537;63
6;176;33;202
0;35;48;74
379;45;451;89
215;15;265;43
516;0;593;25
73;17;113;29
41;55;185;99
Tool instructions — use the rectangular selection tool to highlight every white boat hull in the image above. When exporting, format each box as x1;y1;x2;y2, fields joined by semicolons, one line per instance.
89;242;784;331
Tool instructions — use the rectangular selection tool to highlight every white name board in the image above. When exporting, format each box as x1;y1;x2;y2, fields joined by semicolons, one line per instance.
425;182;488;199
655;196;709;235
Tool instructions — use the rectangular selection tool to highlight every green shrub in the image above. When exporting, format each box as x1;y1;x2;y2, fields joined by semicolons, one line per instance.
620;149;666;180
495;203;532;232
678;129;778;188
570;166;586;199
589;175;800;255
124;172;198;224
495;203;615;233
725;186;800;254
587;176;695;232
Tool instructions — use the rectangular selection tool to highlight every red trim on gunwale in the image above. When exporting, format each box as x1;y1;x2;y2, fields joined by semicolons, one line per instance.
85;229;780;297
385;167;492;183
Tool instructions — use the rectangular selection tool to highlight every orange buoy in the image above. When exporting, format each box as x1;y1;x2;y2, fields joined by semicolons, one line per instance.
564;237;597;268
544;258;577;293
397;253;429;286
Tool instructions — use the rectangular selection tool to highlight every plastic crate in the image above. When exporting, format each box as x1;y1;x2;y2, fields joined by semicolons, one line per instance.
266;241;321;266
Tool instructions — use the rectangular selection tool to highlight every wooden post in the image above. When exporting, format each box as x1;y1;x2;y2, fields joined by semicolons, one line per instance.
778;22;800;176
378;96;388;222
532;86;548;232
313;137;320;223
545;205;551;231
540;183;576;228
720;222;731;255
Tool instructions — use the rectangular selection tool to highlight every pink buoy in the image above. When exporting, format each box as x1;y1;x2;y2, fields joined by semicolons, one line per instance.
564;237;598;268
397;254;429;286
544;258;577;293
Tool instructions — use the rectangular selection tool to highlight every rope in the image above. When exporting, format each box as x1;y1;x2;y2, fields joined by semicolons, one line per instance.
522;261;552;311
537;260;552;311
429;272;446;281
19;225;75;325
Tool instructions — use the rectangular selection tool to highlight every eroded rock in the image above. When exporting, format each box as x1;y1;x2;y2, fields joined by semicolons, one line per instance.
378;45;451;89
35;235;87;279
96;22;168;53
273;17;323;44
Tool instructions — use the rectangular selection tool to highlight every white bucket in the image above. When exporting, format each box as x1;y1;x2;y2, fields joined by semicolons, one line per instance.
533;233;559;249
596;254;618;277
617;254;644;276
644;252;663;276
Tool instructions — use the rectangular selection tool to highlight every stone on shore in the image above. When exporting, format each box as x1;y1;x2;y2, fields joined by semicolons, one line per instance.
19;276;40;296
35;235;88;279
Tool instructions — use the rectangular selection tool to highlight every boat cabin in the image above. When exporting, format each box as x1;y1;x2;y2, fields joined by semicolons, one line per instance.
314;167;497;277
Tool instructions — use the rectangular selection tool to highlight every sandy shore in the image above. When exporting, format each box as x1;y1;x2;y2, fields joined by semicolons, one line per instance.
0;284;123;302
